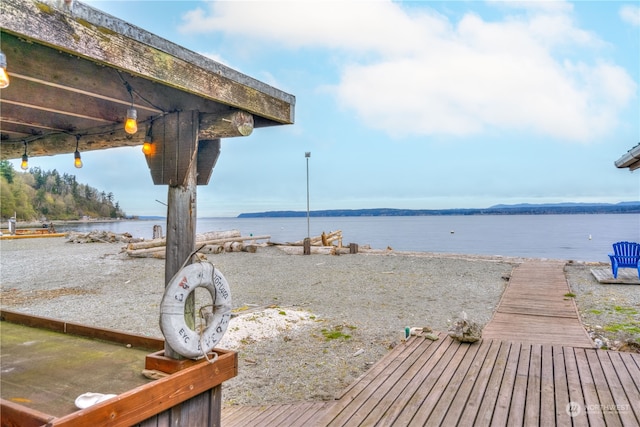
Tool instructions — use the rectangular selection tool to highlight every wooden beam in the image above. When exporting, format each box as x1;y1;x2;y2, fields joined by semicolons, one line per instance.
197;139;221;185
145;111;198;186
1;111;250;160
199;111;254;138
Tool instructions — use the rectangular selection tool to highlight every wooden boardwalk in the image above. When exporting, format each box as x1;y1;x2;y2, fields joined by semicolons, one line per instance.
482;260;594;347
222;261;640;426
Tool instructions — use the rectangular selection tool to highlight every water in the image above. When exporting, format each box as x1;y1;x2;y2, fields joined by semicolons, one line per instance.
56;214;639;263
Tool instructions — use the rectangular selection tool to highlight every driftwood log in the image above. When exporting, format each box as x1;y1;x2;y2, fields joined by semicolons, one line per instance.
125;231;269;258
127;230;242;251
290;230;342;247
276;245;355;255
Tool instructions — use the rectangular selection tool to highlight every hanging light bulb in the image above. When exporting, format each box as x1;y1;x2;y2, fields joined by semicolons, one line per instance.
124;107;138;134
20;141;28;170
123;82;138;134
0;51;9;89
74;150;82;168
74;136;83;168
142;124;153;155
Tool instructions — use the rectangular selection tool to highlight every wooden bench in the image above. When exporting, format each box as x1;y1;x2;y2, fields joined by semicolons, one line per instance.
609;241;640;278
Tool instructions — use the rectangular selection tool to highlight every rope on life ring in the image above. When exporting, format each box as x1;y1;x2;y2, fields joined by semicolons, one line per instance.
160;262;232;360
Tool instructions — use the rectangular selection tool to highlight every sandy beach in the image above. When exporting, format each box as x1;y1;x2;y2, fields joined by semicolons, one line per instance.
1;236;638;407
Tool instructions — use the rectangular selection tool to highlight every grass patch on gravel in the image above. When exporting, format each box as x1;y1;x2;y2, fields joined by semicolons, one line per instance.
613;306;638;315
603;323;640;335
321;325;356;340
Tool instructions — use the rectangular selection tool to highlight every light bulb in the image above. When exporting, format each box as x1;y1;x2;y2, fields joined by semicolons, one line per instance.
124;108;138;134
74;150;83;168
142;141;152;155
21;154;28;170
0;52;8;89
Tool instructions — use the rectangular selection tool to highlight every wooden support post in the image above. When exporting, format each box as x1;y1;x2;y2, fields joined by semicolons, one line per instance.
350;243;358;254
303;238;311;255
163;111;199;360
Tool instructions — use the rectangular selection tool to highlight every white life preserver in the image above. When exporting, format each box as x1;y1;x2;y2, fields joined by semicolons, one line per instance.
159;262;232;360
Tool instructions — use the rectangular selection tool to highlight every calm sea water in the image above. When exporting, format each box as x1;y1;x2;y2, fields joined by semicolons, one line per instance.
55;214;639;263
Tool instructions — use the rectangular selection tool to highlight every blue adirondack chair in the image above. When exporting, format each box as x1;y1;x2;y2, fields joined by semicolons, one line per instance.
608;241;640;279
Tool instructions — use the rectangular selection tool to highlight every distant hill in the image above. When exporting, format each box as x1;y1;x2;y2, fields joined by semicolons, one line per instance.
238;202;640;218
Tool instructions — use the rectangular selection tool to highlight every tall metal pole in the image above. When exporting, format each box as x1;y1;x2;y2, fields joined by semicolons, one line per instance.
305;152;311;239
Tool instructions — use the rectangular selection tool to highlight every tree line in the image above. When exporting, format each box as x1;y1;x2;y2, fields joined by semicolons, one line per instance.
0;160;126;221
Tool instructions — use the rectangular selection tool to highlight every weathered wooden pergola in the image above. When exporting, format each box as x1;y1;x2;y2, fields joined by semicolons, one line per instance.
0;0;294;425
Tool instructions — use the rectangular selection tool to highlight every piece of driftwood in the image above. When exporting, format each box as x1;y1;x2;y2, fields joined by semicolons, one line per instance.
277;245;338;255
290;230;342;247
128;230;242;251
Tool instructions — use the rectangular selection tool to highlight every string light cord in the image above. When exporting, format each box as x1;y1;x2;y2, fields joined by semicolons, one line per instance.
3;111;168;146
117;71;166;112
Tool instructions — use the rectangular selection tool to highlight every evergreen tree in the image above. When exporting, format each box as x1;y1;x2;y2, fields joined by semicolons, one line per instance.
0;168;126;221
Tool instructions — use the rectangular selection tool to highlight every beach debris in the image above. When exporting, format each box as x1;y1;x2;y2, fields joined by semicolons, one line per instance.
125;229;270;258
617;340;640;353
448;311;482;343
289;230;343;247
67;230;142;244
424;333;439;341
352;348;365;357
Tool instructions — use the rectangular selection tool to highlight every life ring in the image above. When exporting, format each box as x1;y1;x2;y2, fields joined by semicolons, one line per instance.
160;262;232;359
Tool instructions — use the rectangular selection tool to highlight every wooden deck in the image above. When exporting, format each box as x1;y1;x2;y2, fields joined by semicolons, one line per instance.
222;261;639;426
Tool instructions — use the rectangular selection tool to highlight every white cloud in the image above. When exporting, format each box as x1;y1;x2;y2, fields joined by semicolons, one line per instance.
620;4;640;26
179;1;637;143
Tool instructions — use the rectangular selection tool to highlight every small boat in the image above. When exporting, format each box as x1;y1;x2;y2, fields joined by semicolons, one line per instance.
0;228;66;239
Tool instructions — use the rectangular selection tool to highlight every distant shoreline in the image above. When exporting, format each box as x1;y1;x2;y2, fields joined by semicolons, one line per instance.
238;202;640;218
3;218;134;230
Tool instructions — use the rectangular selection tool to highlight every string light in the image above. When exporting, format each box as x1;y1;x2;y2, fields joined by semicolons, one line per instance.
124;82;138;134
74;135;83;168
125;108;137;134
0;51;9;89
142;124;153;155
20;141;28;170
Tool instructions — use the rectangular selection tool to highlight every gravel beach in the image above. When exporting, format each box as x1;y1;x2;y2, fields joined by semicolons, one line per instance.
1;236;638;407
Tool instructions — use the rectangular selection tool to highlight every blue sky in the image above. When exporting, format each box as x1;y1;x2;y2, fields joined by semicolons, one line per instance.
12;0;640;217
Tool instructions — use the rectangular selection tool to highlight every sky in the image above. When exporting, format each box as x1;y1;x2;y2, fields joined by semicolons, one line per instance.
10;0;640;217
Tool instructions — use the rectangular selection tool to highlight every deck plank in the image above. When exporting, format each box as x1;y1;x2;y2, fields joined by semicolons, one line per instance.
472;341;513;426
597;351;639;427
608;352;640;424
563;347;589;426
408;341;477;426
490;342;521;426
586;350;623;427
438;339;494;426
383;339;463;426
524;344;542;427
539;344;556;426
454;339;504;426
552;346;571;427
357;337;454;426
320;335;446;426
507;343;531;426
575;348;607;427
